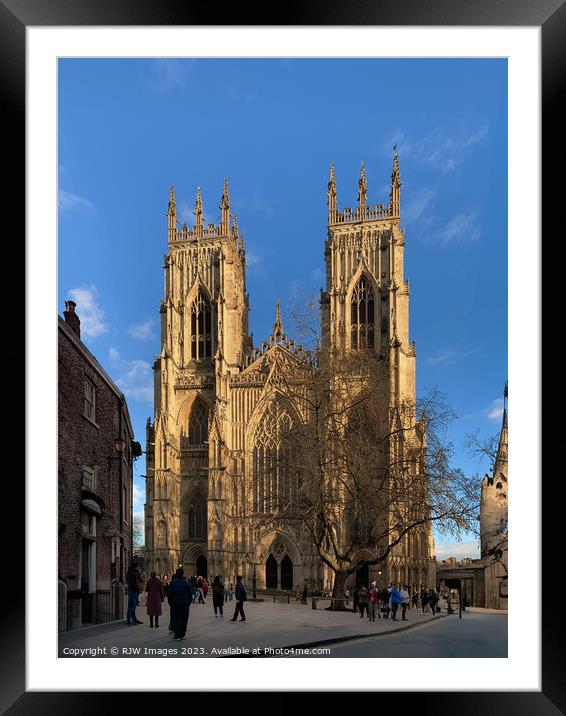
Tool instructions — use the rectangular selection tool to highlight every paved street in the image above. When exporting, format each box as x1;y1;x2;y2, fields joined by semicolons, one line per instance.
59;598;455;658
294;610;508;658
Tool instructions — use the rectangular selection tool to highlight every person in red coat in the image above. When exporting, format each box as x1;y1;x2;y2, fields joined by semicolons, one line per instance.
146;572;165;628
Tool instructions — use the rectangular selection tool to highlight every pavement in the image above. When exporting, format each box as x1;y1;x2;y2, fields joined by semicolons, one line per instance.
293;609;508;658
59;598;451;658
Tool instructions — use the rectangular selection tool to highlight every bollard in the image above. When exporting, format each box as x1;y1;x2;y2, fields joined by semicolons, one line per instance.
312;597;317;609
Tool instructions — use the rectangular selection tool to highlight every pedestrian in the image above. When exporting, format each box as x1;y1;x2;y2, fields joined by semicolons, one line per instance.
225;583;232;602
380;586;390;619
168;567;192;640
421;588;429;614
412;589;419;611
230;575;247;622
146;572;165;628
203;578;209;600
302;584;308;605
358;585;369;618
400;584;410;621
196;576;205;604
125;560;144;625
390;584;402;621
368;582;379;621
212;576;225;617
352;586;359;614
429;588;439;615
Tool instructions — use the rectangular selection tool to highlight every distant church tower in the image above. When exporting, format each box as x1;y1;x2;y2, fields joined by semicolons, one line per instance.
480;383;508;608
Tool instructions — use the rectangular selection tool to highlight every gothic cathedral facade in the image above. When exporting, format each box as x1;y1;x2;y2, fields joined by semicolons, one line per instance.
144;156;436;591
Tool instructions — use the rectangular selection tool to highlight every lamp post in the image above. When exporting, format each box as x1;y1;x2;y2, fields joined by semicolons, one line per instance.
246;552;263;599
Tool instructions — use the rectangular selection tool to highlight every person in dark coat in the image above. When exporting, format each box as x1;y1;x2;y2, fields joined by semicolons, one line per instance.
168;568;193;640
302;584;308;605
230;575;247;622
146;572;165;628
211;576;225;617
125;560;143;625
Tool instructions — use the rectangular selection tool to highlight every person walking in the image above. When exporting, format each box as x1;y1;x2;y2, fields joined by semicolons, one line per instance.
352;586;359;614
146;572;165;628
125;560;143;625
390;584;402;621
412;588;419;611
429;588;439;615
368;582;379;621
400;585;411;621
230;575;247;622
358;585;369;619
196;576;205;604
168;567;193;640
302;584;308;605
420;588;430;614
203;578;209;601
212;576;225;617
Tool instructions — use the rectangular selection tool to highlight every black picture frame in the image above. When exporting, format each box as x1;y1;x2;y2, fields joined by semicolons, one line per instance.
7;0;560;710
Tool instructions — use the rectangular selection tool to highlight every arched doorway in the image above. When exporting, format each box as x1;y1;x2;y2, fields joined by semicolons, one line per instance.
281;554;293;591
266;555;278;589
356;562;369;588
196;555;208;579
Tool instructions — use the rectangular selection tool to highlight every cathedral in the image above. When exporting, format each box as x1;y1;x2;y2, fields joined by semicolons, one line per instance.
144;155;436;592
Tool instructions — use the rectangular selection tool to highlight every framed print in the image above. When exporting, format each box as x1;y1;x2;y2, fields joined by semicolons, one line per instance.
5;0;560;710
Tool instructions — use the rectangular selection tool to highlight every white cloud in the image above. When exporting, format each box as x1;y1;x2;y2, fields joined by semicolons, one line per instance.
128;319;155;340
67;285;109;337
116;359;153;403
415;125;488;173
435;539;480;562
59;189;95;213
426;349;458;366
147;59;191;90
435;211;481;245
132;480;145;513
108;346;153;404
487;398;504;422
426;346;479;366
403;187;436;224
383;125;488;173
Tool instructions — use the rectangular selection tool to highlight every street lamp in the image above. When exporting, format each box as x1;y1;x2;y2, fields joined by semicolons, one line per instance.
246;552;263;599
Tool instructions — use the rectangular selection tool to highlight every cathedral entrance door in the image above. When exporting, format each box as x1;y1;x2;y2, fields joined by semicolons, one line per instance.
196;555;207;579
266;555;278;589
356;563;369;588
280;555;293;591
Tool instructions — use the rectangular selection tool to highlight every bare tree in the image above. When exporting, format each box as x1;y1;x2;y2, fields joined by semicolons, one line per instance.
236;295;479;609
132;514;145;561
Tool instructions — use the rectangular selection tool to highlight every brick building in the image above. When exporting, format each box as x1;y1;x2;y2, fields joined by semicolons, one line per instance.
58;301;141;631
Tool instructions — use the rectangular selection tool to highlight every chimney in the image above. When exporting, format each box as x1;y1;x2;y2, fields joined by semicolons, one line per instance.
64;300;81;339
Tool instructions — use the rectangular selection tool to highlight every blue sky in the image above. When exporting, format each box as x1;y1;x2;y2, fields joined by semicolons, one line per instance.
58;58;507;560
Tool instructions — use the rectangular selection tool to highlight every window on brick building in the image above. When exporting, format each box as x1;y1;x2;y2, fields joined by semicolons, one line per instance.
84;378;96;421
82;466;96;491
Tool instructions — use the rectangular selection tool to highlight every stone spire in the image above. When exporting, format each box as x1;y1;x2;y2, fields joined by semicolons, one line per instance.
494;383;508;480
194;186;203;238
167;185;177;243
327;163;337;224
390;147;401;217
271;299;285;342
220;178;230;234
358;161;367;208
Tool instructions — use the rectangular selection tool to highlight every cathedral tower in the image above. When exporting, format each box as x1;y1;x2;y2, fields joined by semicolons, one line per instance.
145;181;252;578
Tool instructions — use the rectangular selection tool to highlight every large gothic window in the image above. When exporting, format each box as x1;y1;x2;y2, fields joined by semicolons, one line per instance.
188;498;206;539
190;291;212;359
156;520;167;548
188;400;208;446
252;400;295;514
350;277;375;349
